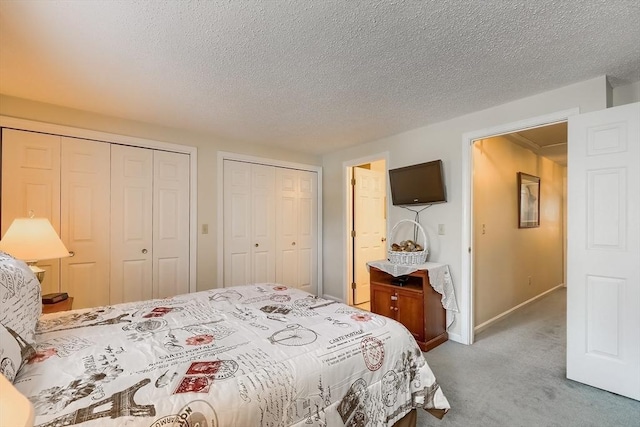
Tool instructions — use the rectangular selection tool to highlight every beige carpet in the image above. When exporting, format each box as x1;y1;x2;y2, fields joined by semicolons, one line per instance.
418;288;640;426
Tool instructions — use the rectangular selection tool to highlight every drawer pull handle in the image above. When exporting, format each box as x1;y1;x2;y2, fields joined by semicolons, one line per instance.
390;295;398;301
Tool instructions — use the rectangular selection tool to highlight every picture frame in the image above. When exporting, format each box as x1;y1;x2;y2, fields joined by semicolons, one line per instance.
517;172;540;228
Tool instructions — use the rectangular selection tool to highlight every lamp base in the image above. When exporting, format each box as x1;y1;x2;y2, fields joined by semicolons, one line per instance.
26;262;45;284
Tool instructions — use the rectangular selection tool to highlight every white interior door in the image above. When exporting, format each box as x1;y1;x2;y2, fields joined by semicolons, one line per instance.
353;167;386;304
295;169;317;295
1;129;61;295
275;168;318;294
60;137;110;309
153;151;190;298
250;164;276;284
223;160;252;286
567;102;640;400
110;144;153;304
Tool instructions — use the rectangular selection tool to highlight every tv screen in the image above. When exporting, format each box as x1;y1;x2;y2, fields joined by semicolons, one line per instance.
389;160;446;205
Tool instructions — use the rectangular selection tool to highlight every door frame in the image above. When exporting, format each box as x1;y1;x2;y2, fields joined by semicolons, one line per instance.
217;151;323;295
0;115;198;294
460;108;579;345
342;152;389;305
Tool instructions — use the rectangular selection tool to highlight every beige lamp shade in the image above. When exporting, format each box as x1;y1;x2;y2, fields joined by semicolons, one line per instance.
0;218;70;261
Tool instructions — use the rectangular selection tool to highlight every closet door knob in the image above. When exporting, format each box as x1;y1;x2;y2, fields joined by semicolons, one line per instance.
68;251;75;257
291;242;296;246
142;249;148;254
255;243;259;247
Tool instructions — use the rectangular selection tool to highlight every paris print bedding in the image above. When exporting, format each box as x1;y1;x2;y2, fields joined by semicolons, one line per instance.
13;284;450;426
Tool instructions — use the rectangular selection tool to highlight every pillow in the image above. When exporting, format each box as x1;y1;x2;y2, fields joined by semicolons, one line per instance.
0;252;41;359
0;324;22;382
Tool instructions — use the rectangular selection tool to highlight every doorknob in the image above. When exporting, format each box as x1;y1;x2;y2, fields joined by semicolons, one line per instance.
381;237;387;242
255;243;259;247
142;249;148;254
291;242;296;246
68;251;75;257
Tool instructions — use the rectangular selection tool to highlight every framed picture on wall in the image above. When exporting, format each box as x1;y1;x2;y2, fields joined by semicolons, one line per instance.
517;172;540;228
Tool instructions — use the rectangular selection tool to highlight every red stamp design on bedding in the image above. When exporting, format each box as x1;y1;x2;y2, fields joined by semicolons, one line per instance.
186;334;214;346
173;376;210;394
27;348;57;364
273;285;288;291
187;360;239;380
351;313;372;322
361;336;384;371
143;306;174;318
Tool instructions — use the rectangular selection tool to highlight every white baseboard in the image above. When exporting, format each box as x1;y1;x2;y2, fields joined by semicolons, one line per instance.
474;284;565;334
323;294;344;303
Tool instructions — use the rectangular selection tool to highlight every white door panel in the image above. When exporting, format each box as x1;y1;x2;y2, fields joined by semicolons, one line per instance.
153;151;190;298
275;168;317;294
1;129;61;294
353;167;386;304
567;102;640;400
111;145;153;304
223;161;276;286
60;137;110;309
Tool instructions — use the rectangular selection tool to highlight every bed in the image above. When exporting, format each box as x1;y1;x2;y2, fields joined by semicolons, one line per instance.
0;252;449;426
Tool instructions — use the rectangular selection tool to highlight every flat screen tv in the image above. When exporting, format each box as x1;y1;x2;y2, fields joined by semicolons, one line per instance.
389;160;446;205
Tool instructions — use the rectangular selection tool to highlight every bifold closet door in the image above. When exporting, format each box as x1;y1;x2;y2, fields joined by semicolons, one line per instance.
1;129;61;295
153;150;190;298
60;137;111;309
275;168;317;295
223;160;276;286
110;144;153;304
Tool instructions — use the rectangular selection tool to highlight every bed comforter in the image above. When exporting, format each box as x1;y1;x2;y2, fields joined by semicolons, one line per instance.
14;284;449;426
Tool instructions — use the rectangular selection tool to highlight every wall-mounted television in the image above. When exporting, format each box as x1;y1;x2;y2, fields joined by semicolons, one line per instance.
389;160;447;206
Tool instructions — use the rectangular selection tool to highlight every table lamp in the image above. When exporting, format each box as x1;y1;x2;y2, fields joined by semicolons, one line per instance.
0;217;70;283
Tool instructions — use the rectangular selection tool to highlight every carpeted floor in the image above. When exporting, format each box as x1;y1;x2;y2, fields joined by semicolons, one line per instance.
417;287;640;427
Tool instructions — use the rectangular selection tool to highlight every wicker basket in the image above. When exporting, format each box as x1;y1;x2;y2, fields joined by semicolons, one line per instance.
387;219;428;265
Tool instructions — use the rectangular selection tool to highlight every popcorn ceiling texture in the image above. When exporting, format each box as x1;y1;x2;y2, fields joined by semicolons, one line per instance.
0;0;638;154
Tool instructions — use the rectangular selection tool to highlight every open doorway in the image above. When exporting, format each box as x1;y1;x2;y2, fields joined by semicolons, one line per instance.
459;108;578;345
472;123;567;334
344;157;387;309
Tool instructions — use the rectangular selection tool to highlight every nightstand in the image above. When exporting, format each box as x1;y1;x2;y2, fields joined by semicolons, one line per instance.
42;297;74;314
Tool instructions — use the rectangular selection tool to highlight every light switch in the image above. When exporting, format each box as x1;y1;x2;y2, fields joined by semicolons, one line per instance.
202;224;209;234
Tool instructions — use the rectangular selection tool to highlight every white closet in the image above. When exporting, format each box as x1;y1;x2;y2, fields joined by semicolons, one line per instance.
1;128;191;308
223;159;318;294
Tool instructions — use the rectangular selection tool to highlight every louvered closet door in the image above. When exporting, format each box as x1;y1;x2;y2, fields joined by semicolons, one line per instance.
275;168;317;294
1;129;61;295
110;145;153;304
153;150;190;298
60;137;111;309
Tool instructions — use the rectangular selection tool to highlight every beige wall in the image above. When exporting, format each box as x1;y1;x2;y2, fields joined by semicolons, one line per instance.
0;94;321;292
322;75;609;340
473;136;565;326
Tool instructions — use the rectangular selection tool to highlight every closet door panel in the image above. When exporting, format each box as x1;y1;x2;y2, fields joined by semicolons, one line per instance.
224;161;252;285
276;169;299;287
60;137;110;309
297;171;317;294
153;151;190;298
111;145;153;304
1;129;61;294
251;164;275;284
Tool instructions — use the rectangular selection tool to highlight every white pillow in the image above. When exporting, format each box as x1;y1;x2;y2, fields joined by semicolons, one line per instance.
0;252;40;365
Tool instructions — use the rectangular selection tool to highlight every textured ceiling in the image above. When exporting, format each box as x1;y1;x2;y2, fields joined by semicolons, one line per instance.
0;1;638;155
